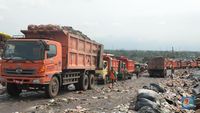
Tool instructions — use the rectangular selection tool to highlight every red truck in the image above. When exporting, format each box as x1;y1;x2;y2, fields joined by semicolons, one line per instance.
104;54;119;73
96;55;135;83
95;54;119;84
1;25;103;98
171;60;182;69
118;56;135;73
148;57;167;77
180;60;188;69
0;33;12;86
176;60;181;69
116;56;135;80
187;60;196;68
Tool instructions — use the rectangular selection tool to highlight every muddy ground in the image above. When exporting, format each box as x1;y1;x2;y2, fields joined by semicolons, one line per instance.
0;69;197;113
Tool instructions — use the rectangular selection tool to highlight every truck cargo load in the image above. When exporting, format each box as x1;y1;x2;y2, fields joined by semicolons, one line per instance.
148;57;167;77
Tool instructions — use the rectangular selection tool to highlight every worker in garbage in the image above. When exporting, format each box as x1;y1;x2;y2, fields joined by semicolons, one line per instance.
109;67;116;88
170;65;175;79
135;65;140;78
124;68;128;80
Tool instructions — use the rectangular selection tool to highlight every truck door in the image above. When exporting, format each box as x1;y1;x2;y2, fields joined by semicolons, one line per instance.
45;44;62;75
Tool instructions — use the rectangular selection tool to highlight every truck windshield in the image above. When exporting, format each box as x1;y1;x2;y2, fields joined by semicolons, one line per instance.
2;41;44;60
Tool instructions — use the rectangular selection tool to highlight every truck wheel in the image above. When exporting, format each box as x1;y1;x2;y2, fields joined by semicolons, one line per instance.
80;74;89;91
163;70;167;78
45;76;59;98
7;83;21;97
88;74;95;89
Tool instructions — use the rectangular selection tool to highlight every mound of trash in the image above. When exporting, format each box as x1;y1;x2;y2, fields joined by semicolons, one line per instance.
27;24;91;40
133;70;198;113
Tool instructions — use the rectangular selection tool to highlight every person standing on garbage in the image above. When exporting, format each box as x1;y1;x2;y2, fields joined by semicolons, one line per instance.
135;65;140;78
109;67;116;88
170;64;174;79
124;68;128;80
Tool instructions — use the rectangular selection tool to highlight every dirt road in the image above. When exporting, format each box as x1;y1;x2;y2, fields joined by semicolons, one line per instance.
0;73;166;113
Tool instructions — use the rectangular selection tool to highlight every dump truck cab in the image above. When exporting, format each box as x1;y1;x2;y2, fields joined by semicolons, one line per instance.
96;54;119;84
1;39;62;97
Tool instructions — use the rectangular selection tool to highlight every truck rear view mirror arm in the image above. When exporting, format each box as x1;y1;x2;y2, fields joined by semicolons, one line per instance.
45;45;50;51
40;40;49;51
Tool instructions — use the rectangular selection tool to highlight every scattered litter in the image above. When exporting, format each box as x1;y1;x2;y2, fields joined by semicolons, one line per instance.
65;106;89;113
134;70;197;113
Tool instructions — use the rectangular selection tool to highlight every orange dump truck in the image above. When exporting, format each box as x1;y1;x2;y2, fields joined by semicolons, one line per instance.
180;60;188;69
1;25;103;98
96;54;119;83
103;54;119;73
118;56;135;73
117;56;135;80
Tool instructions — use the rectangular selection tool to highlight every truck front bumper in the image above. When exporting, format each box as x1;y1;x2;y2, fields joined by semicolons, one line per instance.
1;75;51;85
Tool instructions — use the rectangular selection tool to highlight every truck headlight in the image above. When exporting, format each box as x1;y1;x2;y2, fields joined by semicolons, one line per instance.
38;65;45;74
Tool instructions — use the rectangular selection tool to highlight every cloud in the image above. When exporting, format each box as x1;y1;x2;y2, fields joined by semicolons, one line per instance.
0;0;8;10
0;16;4;21
0;0;200;51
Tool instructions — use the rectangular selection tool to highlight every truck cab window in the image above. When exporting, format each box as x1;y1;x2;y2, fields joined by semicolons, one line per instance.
47;45;57;58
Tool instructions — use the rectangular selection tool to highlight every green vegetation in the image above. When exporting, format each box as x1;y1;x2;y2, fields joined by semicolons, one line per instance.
105;50;200;63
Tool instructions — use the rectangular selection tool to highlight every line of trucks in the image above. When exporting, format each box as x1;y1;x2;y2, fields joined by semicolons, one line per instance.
148;56;200;77
1;25;198;98
0;25;139;98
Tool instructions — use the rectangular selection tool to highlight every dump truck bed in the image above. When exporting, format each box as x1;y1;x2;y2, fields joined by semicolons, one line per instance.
117;56;135;73
21;25;103;70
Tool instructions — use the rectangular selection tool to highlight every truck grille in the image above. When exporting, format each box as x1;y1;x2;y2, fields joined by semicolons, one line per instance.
5;69;35;75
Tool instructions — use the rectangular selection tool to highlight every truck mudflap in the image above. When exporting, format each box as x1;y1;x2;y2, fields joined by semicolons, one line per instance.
2;75;51;85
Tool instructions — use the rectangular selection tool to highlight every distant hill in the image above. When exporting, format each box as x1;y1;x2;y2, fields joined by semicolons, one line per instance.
105;50;200;63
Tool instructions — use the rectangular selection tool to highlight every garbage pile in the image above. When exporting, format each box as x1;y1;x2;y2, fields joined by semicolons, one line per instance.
27;24;91;40
133;71;197;113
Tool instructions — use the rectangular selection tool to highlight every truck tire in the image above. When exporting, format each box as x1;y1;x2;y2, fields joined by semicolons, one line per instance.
163;70;167;78
45;76;59;98
88;74;95;89
80;74;89;91
7;83;21;97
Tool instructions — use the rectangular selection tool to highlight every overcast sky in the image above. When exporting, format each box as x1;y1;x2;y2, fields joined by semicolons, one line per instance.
0;0;200;51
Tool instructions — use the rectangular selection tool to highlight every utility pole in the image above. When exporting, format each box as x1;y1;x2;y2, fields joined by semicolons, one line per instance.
172;46;175;58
